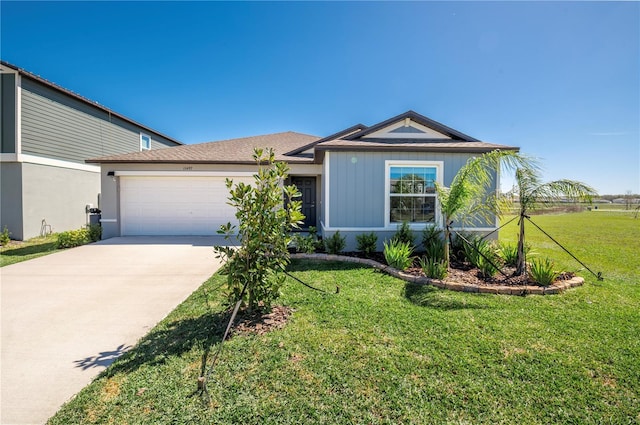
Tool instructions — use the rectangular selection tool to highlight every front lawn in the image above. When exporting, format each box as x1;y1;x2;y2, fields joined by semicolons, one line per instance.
50;211;639;424
0;234;59;267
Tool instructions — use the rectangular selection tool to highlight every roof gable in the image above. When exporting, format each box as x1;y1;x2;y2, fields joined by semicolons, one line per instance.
344;110;481;142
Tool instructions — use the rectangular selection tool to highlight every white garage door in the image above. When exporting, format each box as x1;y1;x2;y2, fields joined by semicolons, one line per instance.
120;176;252;236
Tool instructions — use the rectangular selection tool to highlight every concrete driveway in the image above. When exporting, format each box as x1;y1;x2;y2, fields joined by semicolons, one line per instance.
1;236;230;425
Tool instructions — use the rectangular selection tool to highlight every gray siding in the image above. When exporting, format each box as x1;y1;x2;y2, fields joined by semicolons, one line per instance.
0;163;23;239
328;151;482;228
21;162;100;239
20;77;177;163
1;74;16;153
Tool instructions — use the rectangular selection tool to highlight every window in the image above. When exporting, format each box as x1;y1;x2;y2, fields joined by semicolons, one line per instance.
140;133;151;151
386;161;443;226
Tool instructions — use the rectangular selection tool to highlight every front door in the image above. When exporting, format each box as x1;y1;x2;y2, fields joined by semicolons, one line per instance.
291;176;317;229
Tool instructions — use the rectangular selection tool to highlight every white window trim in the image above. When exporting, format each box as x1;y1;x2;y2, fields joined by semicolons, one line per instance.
384;160;444;229
140;133;151;151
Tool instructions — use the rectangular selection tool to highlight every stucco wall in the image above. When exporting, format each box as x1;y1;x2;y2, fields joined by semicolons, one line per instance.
21;163;100;239
0;162;23;239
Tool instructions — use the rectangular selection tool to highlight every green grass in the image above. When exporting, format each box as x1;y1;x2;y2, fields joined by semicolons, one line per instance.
49;212;639;424
0;234;59;267
500;211;639;280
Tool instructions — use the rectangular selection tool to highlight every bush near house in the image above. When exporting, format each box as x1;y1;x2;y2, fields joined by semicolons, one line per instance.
391;221;414;247
355;232;378;257
56;225;102;249
0;226;11;246
324;231;346;255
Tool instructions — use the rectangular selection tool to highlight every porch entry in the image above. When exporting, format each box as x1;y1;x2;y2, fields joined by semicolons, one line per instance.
291;176;317;229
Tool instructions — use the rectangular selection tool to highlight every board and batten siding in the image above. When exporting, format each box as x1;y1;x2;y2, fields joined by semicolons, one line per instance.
327;151;496;229
20;77;177;163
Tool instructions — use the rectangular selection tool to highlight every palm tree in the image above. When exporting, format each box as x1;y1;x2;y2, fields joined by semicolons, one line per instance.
436;150;533;268
512;168;597;275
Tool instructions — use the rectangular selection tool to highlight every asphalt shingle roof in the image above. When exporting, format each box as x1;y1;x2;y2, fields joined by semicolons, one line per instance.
86;110;519;164
86;131;320;164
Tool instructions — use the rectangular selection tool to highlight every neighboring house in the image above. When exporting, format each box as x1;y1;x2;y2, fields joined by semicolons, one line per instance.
0;61;182;240
89;110;518;251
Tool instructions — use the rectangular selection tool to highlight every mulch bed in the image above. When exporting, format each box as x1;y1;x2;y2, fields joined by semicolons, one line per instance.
232;305;294;336
336;251;575;287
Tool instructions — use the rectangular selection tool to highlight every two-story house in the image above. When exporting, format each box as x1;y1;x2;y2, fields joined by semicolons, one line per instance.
0;61;182;240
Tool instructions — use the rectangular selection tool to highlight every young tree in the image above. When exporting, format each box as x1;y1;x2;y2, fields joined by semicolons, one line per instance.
435;150;532;268
214;148;304;311
513;167;597;275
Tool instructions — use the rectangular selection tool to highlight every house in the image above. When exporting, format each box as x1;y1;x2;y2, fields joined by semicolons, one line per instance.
0;61;182;240
88;111;518;251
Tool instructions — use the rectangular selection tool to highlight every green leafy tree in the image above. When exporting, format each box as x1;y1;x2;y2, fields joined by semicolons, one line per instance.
512;167;597;275
214;148;305;311
436;150;532;268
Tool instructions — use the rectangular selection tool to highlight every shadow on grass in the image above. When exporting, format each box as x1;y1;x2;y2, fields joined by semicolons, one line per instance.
404;282;491;310
99;310;229;378
288;258;373;272
1;241;57;257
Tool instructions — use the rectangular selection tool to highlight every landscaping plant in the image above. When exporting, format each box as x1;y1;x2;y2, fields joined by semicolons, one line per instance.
421;226;442;252
511;167;597;275
292;231;318;254
324;231;346;255
419;256;448;279
214;148;304;311
529;257;560;286
462;236;502;278
87;224;102;242
422;228;445;261
355;232;378;257
498;242;519;267
383;239;414;270
391;221;414;246
435;150;533;268
0;226;10;246
56;228;91;248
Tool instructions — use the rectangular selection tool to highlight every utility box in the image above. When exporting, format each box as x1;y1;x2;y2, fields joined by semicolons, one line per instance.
88;208;101;226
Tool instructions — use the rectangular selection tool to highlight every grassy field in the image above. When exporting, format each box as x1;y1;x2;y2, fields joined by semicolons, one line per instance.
49;211;639;424
0;234;59;267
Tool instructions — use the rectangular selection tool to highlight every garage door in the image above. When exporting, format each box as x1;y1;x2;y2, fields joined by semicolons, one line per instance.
120;176;253;235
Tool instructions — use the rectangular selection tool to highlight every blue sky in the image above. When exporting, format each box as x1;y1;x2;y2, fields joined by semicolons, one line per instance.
2;1;638;194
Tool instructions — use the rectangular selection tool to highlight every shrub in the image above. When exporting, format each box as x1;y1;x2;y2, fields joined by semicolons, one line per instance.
421;226;442;251
57;228;90;248
391;221;414;246
463;236;502;278
0;226;11;246
324;231;346;255
476;251;502;279
419;256;448;279
356;232;378;257
498;242;533;267
422;229;445;262
292;228;321;254
214;148;304;311
462;236;489;267
498;242;518;267
87;224;102;242
529;257;560;286
383;239;414;270
449;231;472;263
